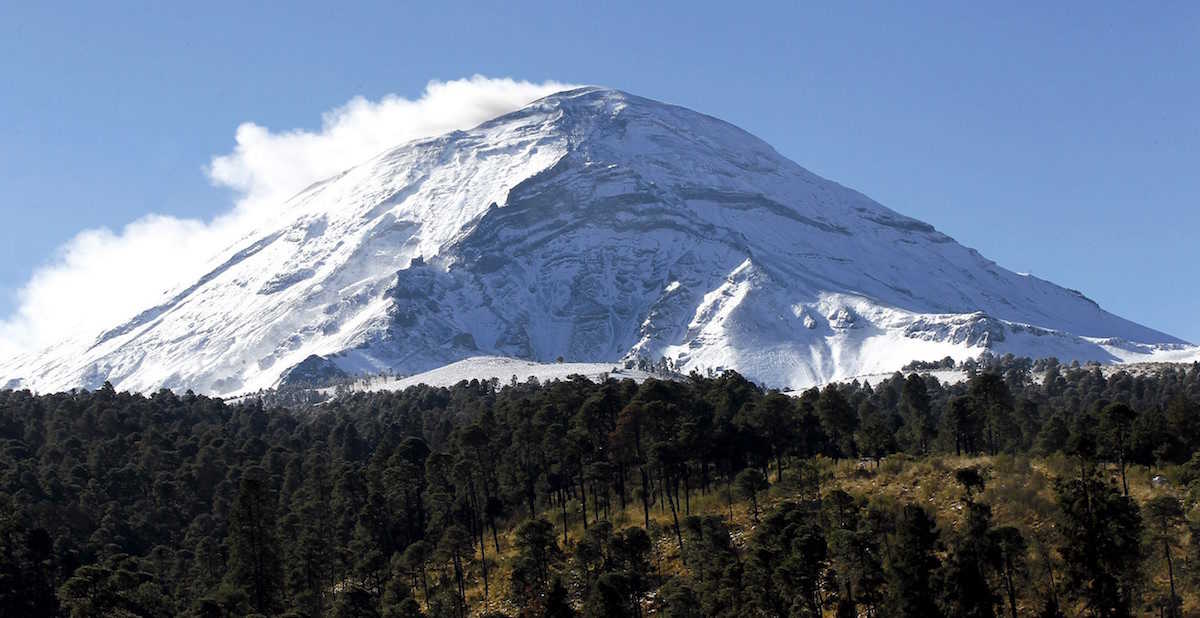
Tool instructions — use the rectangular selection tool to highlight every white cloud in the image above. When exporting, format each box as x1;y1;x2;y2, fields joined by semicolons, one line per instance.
0;76;574;356
210;75;577;217
0;215;225;354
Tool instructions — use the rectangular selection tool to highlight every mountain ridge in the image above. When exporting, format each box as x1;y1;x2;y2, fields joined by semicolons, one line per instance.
1;86;1192;395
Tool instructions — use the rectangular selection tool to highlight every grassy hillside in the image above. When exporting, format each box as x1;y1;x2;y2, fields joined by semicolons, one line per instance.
460;453;1198;617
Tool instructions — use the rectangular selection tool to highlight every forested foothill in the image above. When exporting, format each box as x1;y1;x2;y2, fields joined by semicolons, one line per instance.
2;356;1200;617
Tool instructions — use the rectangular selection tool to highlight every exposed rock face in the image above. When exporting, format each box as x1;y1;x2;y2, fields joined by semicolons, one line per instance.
277;355;348;388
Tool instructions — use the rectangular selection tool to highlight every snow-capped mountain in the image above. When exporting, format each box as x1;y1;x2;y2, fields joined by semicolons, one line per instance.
2;87;1194;395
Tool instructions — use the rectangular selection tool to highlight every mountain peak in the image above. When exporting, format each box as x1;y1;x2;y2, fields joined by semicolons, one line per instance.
531;85;629;103
2;90;1192;395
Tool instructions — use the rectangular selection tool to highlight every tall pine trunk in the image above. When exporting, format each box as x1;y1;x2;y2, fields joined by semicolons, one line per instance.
1165;539;1178;617
664;466;684;558
640;466;651;528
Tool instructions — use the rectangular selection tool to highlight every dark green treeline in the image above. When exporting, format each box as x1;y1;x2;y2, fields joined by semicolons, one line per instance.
1;356;1199;617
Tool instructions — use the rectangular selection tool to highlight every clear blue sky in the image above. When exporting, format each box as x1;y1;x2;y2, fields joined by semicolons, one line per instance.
1;2;1197;342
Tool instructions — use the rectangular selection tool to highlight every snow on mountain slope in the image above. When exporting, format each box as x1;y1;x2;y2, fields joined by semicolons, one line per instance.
324;356;660;394
1;87;1193;395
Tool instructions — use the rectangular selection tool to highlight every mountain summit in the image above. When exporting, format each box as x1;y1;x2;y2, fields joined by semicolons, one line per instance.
3;87;1192;394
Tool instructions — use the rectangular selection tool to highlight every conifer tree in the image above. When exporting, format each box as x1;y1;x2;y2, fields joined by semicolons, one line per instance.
224;467;283;616
734;469;768;523
510;518;561;616
1098;403;1136;495
989;527;1027;618
817;385;857;460
1143;496;1184;618
1055;475;1143;618
886;504;942;618
747;501;827;617
900;373;935;454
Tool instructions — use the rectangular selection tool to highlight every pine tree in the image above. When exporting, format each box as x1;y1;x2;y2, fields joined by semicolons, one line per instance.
583;572;637;618
543;576;576;618
939;502;999;618
381;554;423;618
609;526;654;612
658;577;703;618
437;525;472;618
0;511;58;617
942;395;982;455
969;373;1017;455
1143;496;1184;618
939;473;999;618
823;491;885;617
333;586;381;618
734;469;768;523
817;385;857;460
886;504;942;618
224;467;284;616
900;373;935;454
510;518;561;616
747;501;827;617
680;516;744;616
855;400;896;464
1055;475;1144;618
1098;403;1136;495
738;392;796;481
989;527;1027;618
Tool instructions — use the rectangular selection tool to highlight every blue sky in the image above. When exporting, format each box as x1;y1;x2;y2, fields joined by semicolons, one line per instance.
1;2;1197;343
